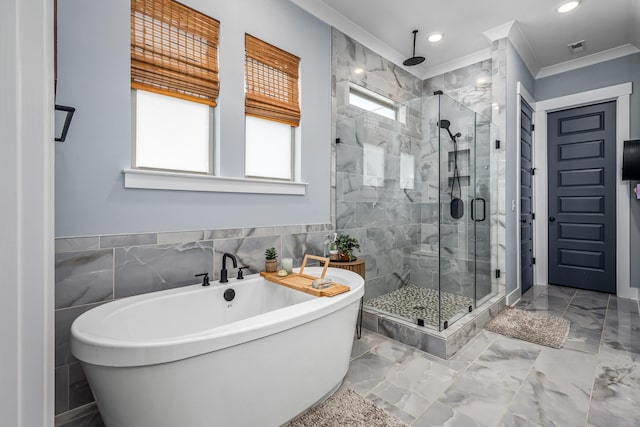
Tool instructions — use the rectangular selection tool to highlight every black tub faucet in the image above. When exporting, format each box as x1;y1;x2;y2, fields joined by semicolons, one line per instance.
220;253;238;283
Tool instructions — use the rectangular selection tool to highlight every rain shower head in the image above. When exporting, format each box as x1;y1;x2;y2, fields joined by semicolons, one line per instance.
438;119;461;142
403;30;425;66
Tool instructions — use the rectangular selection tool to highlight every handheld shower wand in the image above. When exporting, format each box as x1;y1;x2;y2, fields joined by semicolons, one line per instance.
438;119;464;219
437;119;461;142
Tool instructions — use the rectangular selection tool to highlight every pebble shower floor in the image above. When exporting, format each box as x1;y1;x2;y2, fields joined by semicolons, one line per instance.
365;285;473;328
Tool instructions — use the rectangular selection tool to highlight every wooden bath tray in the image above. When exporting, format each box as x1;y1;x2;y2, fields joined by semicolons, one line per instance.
260;254;350;297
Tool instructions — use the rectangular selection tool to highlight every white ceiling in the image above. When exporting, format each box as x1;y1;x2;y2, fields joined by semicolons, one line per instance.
291;0;640;79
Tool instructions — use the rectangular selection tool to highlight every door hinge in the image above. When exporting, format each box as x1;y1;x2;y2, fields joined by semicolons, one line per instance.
532;213;536;220
335;138;342;144
495;269;501;279
495;140;501;149
532;257;536;265
529;167;536;175
531;124;535;132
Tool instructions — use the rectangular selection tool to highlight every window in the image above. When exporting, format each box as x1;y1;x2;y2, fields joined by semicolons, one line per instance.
244;34;300;180
134;90;212;173
124;2;306;195
245;116;293;180
131;0;219;173
349;83;405;123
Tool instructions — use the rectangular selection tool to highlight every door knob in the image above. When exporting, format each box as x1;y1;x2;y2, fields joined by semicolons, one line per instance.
549;216;556;222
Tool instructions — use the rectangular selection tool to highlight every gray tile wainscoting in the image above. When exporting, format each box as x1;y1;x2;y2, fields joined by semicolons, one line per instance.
54;223;332;422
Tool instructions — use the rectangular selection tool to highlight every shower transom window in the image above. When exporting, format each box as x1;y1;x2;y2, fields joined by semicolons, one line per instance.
348;83;406;123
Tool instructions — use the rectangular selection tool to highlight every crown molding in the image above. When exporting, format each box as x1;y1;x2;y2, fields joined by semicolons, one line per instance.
536;43;640;79
507;22;541;77
289;0;425;78
482;20;514;42
483;20;540;77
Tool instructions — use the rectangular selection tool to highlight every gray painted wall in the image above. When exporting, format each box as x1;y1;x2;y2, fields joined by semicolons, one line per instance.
55;0;331;237
535;53;640;288
505;41;535;295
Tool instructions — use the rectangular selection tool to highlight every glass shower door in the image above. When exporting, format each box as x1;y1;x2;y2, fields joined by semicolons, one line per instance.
438;95;477;330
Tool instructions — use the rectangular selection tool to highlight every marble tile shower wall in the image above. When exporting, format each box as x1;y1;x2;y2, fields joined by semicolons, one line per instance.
491;39;508;290
332;29;424;301
332;28;506;303
53;223;332;421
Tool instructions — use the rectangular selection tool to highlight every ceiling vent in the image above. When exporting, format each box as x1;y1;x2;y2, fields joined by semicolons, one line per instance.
568;40;585;54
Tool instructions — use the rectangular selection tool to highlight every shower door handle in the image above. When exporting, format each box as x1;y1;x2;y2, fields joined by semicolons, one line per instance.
471;198;486;222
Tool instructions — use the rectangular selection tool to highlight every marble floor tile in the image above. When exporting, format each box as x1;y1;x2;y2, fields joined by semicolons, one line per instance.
601;310;640;354
570;293;609;311
381;355;459;403
523;294;568;316
508;348;597;427
563;305;606;330
513;299;531;310
564;324;603;354
588;347;640;427
367;393;417;425
474;336;541;381
344;352;397;394
523;285;549;299
438;363;523;427
351;330;387;359
607;296;640;314
412;401;484;427
498;412;541;427
450;330;498;365
542;284;577;300
367;385;430;418
346;286;637;427
574;289;611;303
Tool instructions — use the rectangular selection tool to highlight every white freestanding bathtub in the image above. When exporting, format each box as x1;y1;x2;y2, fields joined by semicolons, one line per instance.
71;267;364;427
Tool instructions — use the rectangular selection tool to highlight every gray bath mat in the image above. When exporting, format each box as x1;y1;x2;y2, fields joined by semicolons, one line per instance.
485;308;570;349
286;388;407;427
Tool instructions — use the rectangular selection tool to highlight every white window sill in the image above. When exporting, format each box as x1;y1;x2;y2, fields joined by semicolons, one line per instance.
123;169;307;195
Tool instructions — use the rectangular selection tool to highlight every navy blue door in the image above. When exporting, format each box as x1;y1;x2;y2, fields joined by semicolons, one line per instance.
520;100;534;293
547;101;616;293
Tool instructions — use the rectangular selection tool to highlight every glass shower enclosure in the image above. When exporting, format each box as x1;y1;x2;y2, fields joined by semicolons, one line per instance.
335;91;499;332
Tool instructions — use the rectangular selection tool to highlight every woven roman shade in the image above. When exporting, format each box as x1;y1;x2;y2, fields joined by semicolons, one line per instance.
245;34;300;127
131;0;219;106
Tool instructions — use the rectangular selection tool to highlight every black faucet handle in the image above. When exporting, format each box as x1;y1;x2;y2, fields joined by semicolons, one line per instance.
195;273;210;286
237;267;249;280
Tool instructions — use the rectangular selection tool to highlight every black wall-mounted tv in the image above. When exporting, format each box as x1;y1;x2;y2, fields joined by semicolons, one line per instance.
622;139;640;180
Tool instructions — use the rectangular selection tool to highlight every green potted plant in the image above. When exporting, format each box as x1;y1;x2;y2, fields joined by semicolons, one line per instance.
265;247;278;272
335;234;360;261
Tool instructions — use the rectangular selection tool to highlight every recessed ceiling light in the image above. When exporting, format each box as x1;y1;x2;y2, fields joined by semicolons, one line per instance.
556;1;580;13
353;67;364;74
427;33;443;43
